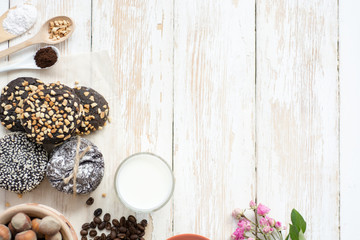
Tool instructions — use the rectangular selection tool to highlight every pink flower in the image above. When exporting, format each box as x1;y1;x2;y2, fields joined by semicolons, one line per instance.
257;203;270;216
268;218;275;227
232;208;243;219
248;238;255;240
259;217;269;226
238;219;252;232
262;226;272;234
275;221;282;229
249;200;256;209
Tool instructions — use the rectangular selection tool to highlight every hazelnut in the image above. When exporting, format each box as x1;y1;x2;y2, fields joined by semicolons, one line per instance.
11;213;32;232
0;224;12;240
7;223;16;235
31;219;44;238
45;232;62;240
39;217;60;236
14;230;36;240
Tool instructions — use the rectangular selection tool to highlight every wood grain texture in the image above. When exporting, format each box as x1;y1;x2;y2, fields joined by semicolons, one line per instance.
92;0;174;239
339;1;360;238
173;0;255;238
256;0;339;239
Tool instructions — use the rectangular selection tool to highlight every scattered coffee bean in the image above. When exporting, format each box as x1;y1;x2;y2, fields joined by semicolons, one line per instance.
118;217;124;227
104;213;111;222
98;221;106;230
117;233;126;238
128;215;136;223
94;216;102;224
94;208;103;217
139;232;145;237
81;237;87;240
89;230;98;237
140;219;147;227
80;230;88;236
112;219;120;227
106;221;112;230
94;236;101;240
101;233;106;240
110;230;117;239
90;221;97;228
86;197;94;205
137;224;144;232
82;223;91;230
130;235;138;240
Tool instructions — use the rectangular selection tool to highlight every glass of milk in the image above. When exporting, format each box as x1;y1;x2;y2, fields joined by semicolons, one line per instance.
115;152;175;212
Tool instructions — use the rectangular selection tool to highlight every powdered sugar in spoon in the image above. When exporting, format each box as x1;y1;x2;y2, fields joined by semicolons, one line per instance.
0;16;74;59
0;4;37;43
0;46;60;73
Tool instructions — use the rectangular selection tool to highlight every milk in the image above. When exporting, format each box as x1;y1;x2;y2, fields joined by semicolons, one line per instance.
115;153;174;212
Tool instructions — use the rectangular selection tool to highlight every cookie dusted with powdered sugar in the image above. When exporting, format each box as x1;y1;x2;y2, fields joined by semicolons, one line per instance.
47;137;104;194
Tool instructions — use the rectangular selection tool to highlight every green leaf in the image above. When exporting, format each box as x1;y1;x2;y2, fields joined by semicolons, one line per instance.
289;224;299;240
285;234;290;240
299;231;306;240
291;209;307;233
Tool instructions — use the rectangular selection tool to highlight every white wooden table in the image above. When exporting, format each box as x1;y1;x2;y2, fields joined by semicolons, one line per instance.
0;0;358;239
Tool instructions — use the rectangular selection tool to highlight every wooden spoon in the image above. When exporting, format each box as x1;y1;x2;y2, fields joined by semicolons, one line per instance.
0;16;74;59
0;6;21;43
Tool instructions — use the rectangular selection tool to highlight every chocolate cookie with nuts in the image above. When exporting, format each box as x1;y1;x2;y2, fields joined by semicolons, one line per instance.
73;86;109;135
21;85;82;144
0;77;44;132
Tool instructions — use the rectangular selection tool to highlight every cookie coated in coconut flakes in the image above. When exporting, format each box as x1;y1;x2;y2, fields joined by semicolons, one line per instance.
0;132;48;194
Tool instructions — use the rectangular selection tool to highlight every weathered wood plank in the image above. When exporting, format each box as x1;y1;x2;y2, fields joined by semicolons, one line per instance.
92;0;174;239
339;1;360;239
173;0;256;238
256;0;339;239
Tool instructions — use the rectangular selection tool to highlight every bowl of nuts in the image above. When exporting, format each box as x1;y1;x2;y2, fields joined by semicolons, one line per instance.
0;203;77;240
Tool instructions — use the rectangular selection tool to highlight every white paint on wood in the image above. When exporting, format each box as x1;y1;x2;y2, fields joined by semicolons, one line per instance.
339;1;360;239
173;0;255;238
256;0;339;239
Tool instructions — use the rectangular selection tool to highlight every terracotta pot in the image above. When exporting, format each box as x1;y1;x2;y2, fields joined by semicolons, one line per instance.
167;234;210;240
0;203;77;240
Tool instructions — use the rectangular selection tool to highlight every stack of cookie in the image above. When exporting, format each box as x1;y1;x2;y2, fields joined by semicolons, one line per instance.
0;77;110;144
0;77;109;195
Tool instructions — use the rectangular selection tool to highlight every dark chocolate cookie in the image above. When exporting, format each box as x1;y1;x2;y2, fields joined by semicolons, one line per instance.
47;137;104;194
0;77;44;132
73;86;109;135
0;132;48;194
21;85;82;144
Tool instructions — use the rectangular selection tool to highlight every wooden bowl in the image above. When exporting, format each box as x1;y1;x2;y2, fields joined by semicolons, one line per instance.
0;203;77;240
167;234;210;240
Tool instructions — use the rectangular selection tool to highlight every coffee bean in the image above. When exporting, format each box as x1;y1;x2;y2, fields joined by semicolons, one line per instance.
104;213;111;222
140;219;147;227
112;219;120;227
98;222;106;230
130;235;138;240
139;232;145;237
94;237;100;240
94;216;102;224
106;222;112;230
119;216;126;226
129;226;136;234
110;230;117;239
82;223;91;230
119;227;127;233
90;221;97;228
114;239;121;240
94;208;103;217
86;197;94;205
126;229;130;236
81;237;87;240
80;230;88;236
89;230;98;237
101;233;106;240
117;233;126;238
106;234;112;240
128;215;136;223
